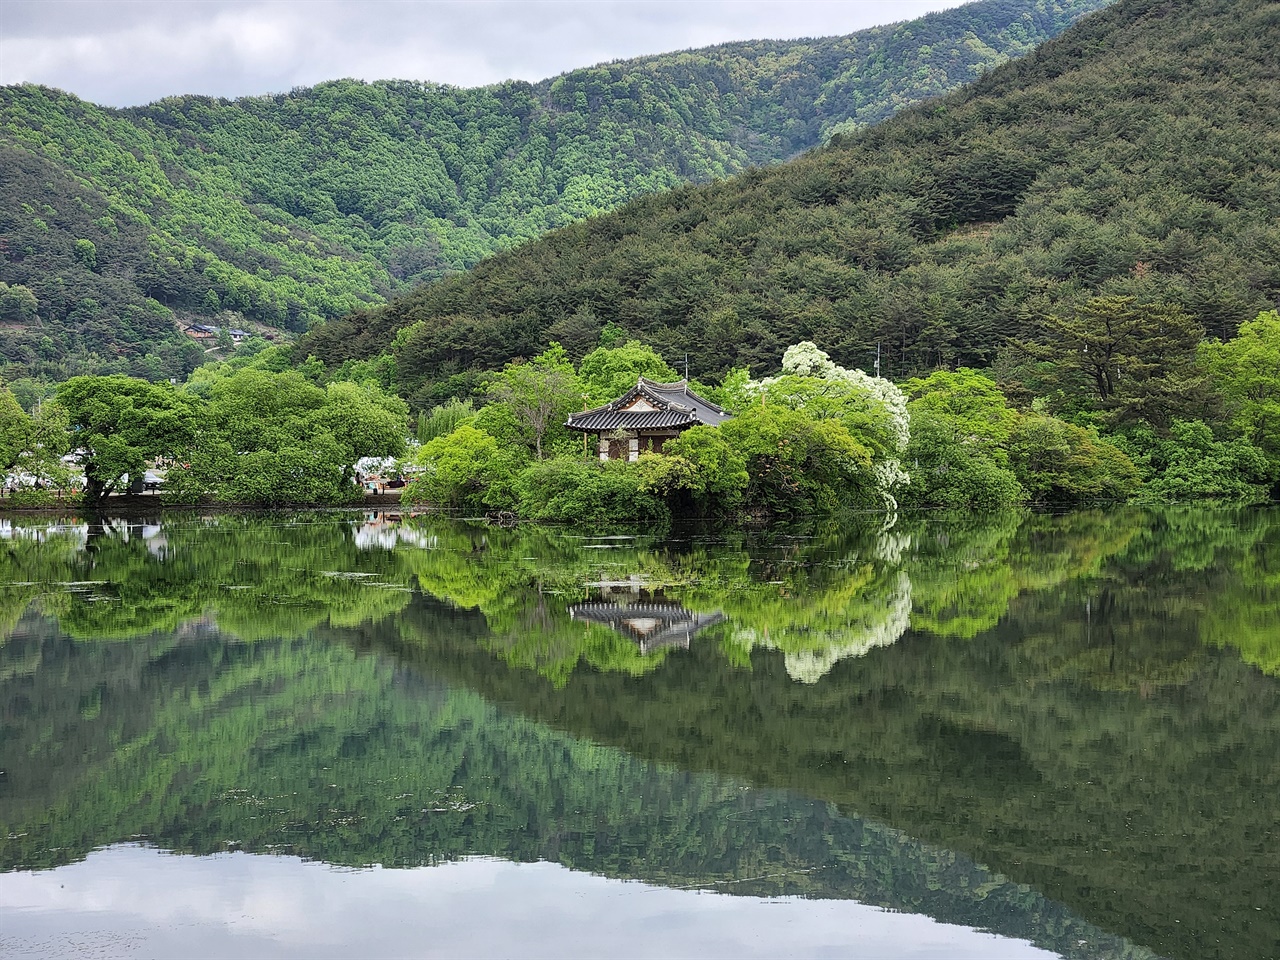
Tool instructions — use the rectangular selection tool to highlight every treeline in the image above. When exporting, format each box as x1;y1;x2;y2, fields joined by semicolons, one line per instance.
302;0;1279;408
3;303;1276;514
399;303;1278;522
0;348;407;507
0;0;1105;383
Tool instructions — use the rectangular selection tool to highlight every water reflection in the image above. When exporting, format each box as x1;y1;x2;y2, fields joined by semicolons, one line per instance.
1;507;1277;960
569;599;725;653
2;847;1064;960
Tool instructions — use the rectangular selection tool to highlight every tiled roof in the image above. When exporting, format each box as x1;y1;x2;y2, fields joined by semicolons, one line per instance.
566;377;731;433
569;600;725;651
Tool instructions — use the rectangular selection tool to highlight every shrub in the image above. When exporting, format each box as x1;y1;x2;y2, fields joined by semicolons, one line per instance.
1008;414;1141;504
1117;420;1271;503
514;456;669;524
403;425;518;511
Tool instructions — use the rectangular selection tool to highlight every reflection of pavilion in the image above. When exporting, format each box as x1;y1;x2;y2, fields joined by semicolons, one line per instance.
569;601;724;655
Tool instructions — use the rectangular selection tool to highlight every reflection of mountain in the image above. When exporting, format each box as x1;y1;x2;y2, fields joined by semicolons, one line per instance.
1;508;1277;960
0;612;1151;960
384;511;1280;960
569;600;724;654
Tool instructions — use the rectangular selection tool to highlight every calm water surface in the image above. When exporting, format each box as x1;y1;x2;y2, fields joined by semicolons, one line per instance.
0;507;1276;959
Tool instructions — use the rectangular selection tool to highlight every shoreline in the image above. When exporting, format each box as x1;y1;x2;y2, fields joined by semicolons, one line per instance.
0;491;408;515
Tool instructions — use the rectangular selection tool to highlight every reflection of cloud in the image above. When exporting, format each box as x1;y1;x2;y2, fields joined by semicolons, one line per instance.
734;570;913;684
0;844;1060;959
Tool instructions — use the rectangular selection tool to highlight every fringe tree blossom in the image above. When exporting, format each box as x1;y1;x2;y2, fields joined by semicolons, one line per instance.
752;341;911;510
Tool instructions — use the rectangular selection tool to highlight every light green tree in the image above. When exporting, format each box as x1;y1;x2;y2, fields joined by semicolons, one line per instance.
403;424;513;510
485;343;579;459
577;341;677;404
1200;310;1280;471
0;386;32;472
56;375;200;502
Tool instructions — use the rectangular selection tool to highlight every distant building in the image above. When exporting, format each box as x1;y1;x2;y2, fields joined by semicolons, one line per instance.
184;324;250;344
566;377;731;462
184;324;219;341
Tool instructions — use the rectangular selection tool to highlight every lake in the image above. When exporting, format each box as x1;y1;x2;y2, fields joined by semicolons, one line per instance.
0;507;1275;959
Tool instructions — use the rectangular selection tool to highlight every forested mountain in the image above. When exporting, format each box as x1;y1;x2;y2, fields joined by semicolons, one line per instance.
0;0;1106;387
302;0;1280;407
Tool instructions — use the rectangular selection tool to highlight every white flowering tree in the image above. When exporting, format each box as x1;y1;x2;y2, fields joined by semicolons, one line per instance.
750;342;911;511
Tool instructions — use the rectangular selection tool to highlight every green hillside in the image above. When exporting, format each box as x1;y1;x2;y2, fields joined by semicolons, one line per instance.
0;0;1106;385
302;0;1278;406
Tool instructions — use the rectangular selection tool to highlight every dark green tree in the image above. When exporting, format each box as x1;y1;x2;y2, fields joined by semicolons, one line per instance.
1022;296;1211;428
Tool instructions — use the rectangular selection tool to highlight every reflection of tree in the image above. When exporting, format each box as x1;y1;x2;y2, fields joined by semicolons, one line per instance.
396;510;1178;686
402;519;918;685
0;514;415;643
399;536;1280;960
0;524;86;639
4;508;1279;960
907;510;1142;639
1163;508;1280;676
713;557;912;684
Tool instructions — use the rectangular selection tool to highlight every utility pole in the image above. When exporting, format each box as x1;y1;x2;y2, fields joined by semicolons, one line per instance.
874;342;881;379
683;352;689;381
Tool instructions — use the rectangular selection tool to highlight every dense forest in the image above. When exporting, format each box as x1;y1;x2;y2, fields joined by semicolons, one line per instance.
303;0;1278;406
0;0;1106;386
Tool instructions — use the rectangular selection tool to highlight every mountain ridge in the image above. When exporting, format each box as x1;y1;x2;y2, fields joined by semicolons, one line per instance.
299;0;1278;406
0;0;1109;386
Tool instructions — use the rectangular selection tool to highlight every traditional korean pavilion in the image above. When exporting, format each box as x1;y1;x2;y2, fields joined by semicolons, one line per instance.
566;377;731;461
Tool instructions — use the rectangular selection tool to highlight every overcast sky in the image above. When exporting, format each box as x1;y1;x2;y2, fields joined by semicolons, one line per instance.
1;0;965;107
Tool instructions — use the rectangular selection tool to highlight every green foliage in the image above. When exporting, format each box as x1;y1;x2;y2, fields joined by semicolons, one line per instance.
904;408;1026;509
0;383;32;471
485;343;580;459
1200;310;1280;473
415;398;475;443
512;455;670;524
576;341;677;405
314;380;409;463
173;368;407;504
901;369;1025;509
1020;296;1212;427
662;426;750;514
0;282;39;322
903;368;1018;444
720;404;876;516
1007;412;1141;504
71;238;96;270
55;374;198;501
402;424;518;511
218;437;355;506
1116;420;1271;503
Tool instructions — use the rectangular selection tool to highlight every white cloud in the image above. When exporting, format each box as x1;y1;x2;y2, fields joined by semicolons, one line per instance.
0;0;963;106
